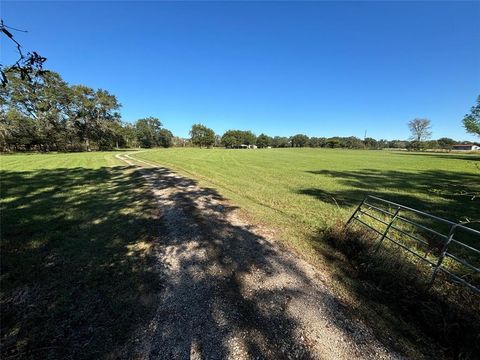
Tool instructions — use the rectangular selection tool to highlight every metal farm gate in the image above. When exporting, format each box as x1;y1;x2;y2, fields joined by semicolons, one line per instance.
346;195;480;293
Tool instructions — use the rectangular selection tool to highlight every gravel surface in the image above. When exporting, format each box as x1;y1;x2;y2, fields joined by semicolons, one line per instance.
116;153;401;360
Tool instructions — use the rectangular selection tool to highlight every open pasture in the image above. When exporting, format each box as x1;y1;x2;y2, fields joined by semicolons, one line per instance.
136;148;479;238
135;148;480;356
1;149;479;358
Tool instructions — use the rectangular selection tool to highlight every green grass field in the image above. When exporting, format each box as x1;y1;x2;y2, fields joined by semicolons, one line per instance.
135;148;479;257
1;149;479;358
135;148;480;357
0;152;162;359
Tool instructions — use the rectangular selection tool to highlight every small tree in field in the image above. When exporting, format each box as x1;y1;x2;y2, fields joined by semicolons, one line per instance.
408;118;432;150
462;95;480;137
190;123;215;148
408;118;432;141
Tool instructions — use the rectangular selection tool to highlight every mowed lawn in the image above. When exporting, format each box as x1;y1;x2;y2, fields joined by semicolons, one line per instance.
0;152;162;359
1;149;479;358
136;148;479;253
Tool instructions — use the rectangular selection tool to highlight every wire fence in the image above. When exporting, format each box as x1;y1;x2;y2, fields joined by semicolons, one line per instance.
346;195;480;294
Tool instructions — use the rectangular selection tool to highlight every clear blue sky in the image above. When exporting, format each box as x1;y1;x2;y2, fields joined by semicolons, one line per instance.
2;1;479;140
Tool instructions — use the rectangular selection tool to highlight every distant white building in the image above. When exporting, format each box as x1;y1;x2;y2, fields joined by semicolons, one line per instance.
228;144;257;149
452;144;480;151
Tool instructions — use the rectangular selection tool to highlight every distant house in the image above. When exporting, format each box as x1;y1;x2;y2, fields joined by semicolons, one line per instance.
232;144;257;149
452;144;480;151
228;144;257;149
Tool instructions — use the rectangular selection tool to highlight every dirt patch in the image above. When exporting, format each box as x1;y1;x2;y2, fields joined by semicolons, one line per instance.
117;154;401;359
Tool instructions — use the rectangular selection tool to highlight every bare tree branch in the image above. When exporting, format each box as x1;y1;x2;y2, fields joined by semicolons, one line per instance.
0;19;47;86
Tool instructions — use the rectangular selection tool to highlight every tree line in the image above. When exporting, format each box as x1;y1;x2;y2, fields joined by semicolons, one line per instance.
188;123;470;150
0;70;177;152
187;106;479;150
1;67;478;152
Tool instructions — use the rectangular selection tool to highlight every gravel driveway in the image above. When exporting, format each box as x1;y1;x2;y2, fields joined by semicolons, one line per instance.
116;153;400;360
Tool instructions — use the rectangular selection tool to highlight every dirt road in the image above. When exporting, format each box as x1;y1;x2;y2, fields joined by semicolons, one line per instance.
116;153;400;360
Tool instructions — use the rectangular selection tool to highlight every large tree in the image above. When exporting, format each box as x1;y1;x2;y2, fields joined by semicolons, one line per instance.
364;137;378;149
462;96;480;137
343;136;364;149
221;130;241;147
290;134;309;147
69;86;121;151
308;137;325;148
221;130;243;147
135;117;163;148
157;128;173;148
190;123;215;148
271;136;290;148
242;130;256;146
0;65;183;152
0;109;37;151
221;130;256;147
120;123;139;148
0;68;135;151
256;133;272;148
408;118;432;142
1;69;72;151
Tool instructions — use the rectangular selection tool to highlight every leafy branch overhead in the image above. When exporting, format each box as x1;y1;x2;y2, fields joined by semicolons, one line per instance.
462;95;480;137
0;20;47;86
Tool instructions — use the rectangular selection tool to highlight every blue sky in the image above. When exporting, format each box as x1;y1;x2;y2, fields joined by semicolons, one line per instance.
2;1;479;140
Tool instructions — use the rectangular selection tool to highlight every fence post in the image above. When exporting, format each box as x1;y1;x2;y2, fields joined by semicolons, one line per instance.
374;207;401;254
345;196;367;227
429;224;457;287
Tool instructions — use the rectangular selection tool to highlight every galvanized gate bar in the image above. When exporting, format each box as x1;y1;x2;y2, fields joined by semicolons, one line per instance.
346;195;480;294
357;209;391;226
395;216;449;239
366;195;458;225
389;225;430;246
362;202;396;217
374;207;400;254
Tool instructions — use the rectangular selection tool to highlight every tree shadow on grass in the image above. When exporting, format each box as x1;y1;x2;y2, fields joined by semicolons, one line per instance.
127;166;325;359
299;168;479;222
394;151;480;162
0;166;166;359
7;161;471;359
